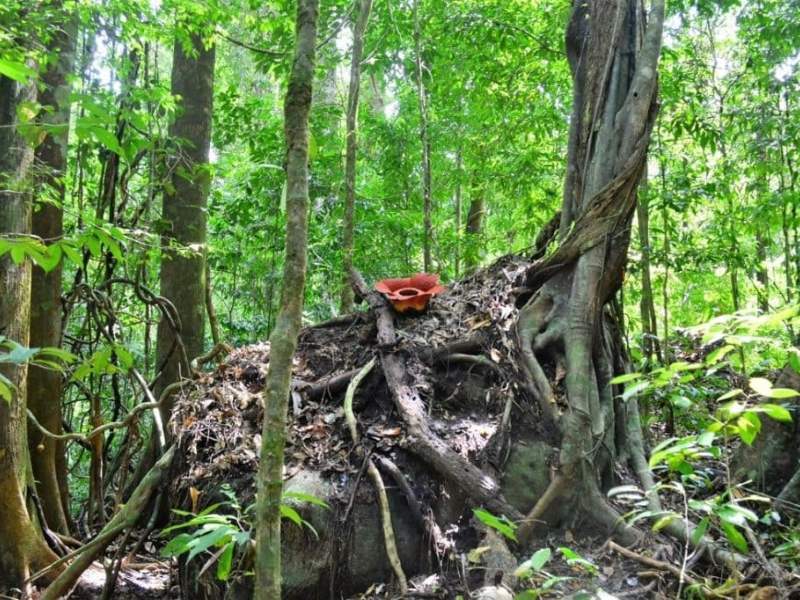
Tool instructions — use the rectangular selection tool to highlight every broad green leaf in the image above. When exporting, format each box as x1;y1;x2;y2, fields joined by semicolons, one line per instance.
609;372;641;385
690;517;709;545
0;58;36;82
754;404;792;423
216;541;234;581
721;522;748;554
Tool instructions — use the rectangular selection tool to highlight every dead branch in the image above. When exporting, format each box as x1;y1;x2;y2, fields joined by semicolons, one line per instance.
607;540;698;586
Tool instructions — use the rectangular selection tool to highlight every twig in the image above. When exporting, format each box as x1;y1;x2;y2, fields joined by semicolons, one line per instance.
607;540;698;586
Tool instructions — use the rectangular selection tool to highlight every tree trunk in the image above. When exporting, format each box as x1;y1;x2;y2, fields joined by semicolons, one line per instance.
340;0;374;314
463;183;485;271
27;4;77;536
156;32;215;414
127;28;216;505
636;180;661;363
454;148;462;277
253;0;318;597
0;73;61;592
413;0;433;272
517;0;665;542
755;227;769;313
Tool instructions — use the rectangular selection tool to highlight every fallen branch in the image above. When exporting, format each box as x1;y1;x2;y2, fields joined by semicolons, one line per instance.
607;540;698;586
299;366;365;402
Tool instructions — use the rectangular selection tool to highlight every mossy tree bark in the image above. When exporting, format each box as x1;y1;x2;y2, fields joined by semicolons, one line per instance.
517;0;666;542
0;73;61;592
27;2;77;536
340;0;374;314
254;0;318;597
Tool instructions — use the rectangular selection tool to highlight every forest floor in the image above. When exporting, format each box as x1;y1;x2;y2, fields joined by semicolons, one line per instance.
69;257;790;600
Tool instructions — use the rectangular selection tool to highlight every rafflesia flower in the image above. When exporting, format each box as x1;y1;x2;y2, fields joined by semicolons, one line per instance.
375;273;446;313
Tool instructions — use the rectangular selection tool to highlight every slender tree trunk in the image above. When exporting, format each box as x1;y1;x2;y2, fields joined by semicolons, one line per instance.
413;0;433;272
27;4;77;536
517;0;665;543
660;154;671;365
755;228;769;313
155;32;215;414
205;260;222;346
454;148;462;277
254;1;318;596
0;72;61;592
340;0;374;314
464;180;485;271
635;180;661;363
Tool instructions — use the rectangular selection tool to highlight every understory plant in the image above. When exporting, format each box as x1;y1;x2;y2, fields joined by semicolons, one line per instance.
161;485;327;582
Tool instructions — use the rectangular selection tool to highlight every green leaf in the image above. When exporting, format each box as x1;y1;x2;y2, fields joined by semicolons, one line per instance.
717;503;758;527
161;533;193;557
280;504;303;528
717;388;743;401
721;522;748;553
754;404;793;423
749;377;773;397
473;508;518;542
609;372;642;385
621;381;650;401
90;126;123;156
690;517;709;545
515;547;552;577
216;541;234;581
736;412;761;446
282;491;329;508
186;525;234;563
0;58;36;82
652;513;679;532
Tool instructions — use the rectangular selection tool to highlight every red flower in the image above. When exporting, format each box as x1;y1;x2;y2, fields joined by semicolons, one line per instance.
374;273;446;313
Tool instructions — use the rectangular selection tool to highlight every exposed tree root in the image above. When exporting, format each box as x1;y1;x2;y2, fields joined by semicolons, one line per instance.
343;358;408;594
351;268;522;522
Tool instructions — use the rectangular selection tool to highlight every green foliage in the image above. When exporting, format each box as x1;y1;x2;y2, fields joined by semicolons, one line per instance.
472;507;518;542
160;485;328;582
0;337;76;403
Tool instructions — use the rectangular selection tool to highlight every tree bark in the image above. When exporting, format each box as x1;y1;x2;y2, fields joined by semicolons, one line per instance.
27;3;77;536
340;0;374;314
253;0;318;597
464;180;485;271
0;72;61;592
517;0;666;541
156;32;215;415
